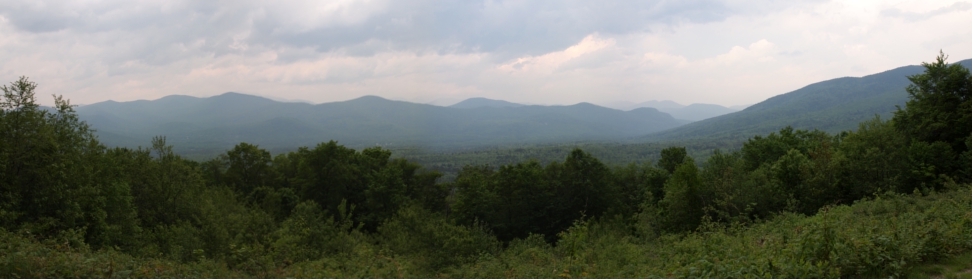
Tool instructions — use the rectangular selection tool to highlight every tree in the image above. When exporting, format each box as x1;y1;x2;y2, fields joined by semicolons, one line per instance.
558;149;611;221
224;142;272;196
835;116;907;196
0;77;141;248
894;51;972;155
658;157;703;232
657;146;687;173
295;141;361;218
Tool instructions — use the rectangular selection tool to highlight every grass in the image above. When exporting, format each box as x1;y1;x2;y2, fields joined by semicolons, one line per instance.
906;250;972;279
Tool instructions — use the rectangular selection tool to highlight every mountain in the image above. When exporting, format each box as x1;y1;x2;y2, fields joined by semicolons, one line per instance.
646;58;972;142
449;97;524;109
76;93;687;156
656;103;739;121
606;100;738;121
729;104;751;110
636;100;685;112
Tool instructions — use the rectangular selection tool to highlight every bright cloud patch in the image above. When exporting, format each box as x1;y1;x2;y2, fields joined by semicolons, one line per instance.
499;35;615;74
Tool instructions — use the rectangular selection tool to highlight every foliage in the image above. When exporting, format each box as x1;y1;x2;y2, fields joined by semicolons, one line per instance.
894;51;972;155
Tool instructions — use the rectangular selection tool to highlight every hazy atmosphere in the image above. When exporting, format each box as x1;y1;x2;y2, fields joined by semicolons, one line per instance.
2;0;971;107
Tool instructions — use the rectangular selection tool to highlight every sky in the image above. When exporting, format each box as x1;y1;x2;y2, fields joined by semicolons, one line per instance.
1;0;971;108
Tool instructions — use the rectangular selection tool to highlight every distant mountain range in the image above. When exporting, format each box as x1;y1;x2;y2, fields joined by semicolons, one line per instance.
448;98;524;109
655;103;739;122
75;58;972;157
600;100;744;121
76;94;687;156
647;58;972;142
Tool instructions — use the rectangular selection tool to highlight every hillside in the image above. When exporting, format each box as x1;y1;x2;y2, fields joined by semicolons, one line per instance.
448;97;524;109
76;93;686;156
659;103;739;121
606;100;739;121
646;58;972;142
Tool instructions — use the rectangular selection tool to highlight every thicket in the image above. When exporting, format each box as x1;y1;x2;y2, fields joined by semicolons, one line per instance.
0;53;970;278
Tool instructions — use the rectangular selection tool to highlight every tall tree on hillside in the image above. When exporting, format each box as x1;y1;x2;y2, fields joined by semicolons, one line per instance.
894;52;972;183
894;51;972;154
559;149;611;219
225;142;273;196
658;157;704;232
0;77;140;247
657;147;687;173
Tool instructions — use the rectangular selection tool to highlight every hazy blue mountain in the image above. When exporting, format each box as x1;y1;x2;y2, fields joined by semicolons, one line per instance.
612;100;739;121
600;100;686;111
636;100;685;111
645;58;972;142
77;93;686;156
656;103;739;121
449;97;524;109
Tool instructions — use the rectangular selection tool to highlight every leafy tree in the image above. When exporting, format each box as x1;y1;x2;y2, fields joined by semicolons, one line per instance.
643;166;670;204
490;160;551;241
0;77;142;249
657;146;687;173
658;157;704;232
963;136;972;180
893;52;972;183
609;163;660;218
270;200;361;263
224;143;273;196
450;150;615;242
450;165;497;229
294;141;361;219
835;116;907;196
557;149;612;223
698;150;754;223
894;51;972;155
378;204;498;272
901;140;956;190
740;126;830;171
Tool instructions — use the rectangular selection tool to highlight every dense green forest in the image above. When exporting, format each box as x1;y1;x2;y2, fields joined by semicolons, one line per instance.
1;53;971;278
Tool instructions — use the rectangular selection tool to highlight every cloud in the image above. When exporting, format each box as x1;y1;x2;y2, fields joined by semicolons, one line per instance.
0;0;819;59
498;34;615;74
0;0;971;109
712;39;777;65
881;1;972;21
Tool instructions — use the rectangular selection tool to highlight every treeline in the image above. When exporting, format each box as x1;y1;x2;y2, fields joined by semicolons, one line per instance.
395;138;727;182
1;53;970;277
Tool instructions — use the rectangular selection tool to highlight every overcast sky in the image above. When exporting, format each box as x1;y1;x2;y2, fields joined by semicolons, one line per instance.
1;0;970;108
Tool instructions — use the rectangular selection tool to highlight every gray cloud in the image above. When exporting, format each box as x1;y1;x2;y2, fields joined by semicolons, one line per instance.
0;0;815;61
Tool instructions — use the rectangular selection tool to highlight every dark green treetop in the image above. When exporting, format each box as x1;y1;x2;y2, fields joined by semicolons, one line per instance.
894;51;972;154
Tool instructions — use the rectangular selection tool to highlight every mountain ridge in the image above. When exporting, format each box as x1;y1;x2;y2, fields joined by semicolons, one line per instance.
77;93;687;156
449;97;525;109
646;58;972;142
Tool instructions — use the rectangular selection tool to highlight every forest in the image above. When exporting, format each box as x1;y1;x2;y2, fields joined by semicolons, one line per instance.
1;53;971;278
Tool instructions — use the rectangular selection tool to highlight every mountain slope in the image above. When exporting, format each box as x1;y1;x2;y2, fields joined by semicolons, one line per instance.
77;94;686;155
660;103;739;121
614;100;738;121
636;100;684;111
647;59;972;142
449;97;524;109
